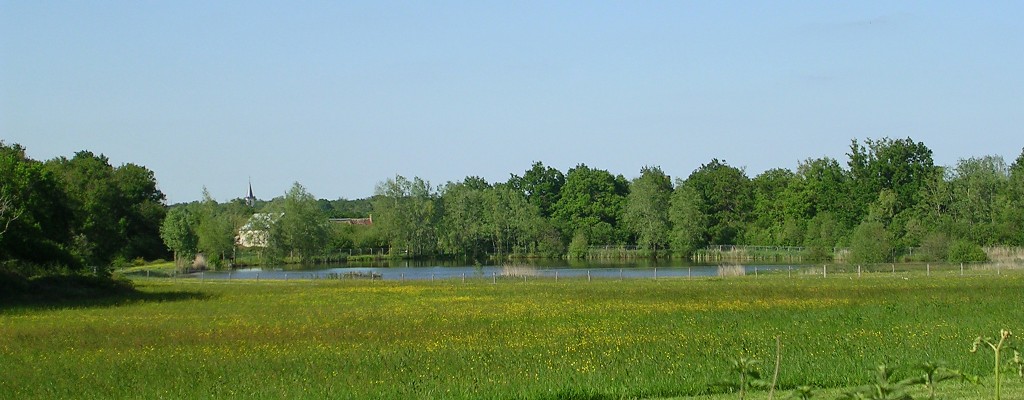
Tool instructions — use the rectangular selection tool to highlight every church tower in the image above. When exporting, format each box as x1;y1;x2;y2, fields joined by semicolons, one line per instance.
244;180;256;207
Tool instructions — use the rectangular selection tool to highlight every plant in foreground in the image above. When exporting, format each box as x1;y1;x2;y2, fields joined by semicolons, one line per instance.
1014;349;1023;378
728;356;766;400
916;361;976;400
838;365;919;400
786;385;814;400
971;329;1013;400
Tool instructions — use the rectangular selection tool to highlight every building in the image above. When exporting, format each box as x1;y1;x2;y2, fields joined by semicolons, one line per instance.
244;181;257;208
328;215;373;226
236;212;282;248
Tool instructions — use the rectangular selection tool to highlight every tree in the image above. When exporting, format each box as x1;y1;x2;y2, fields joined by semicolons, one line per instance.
508;161;565;218
160;205;198;271
904;166;955;246
679;159;752;245
438;178;492;260
113;163;167;260
0;142;78;270
42;151;167;266
747;168;797;246
793;157;854;226
487;184;548;258
849;221;893;263
372;175;439;257
669;183;707;257
0;193;20;240
848;137;939;221
623;166;672;254
195;188;236;268
948;155;1009;244
273;182;330;263
803;212;844;261
549;164;629;245
45;151;123;265
998;148;1024;245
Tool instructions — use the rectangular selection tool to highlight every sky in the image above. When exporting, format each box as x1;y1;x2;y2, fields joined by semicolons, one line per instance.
2;1;1022;204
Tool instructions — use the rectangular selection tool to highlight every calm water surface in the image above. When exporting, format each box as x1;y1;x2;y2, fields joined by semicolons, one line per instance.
195;260;803;281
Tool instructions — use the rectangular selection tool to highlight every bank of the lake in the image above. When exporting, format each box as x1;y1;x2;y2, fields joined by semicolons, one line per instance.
121;259;1015;282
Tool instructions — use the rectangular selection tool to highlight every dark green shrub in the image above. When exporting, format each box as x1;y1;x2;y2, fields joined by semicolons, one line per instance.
849;221;893;264
917;232;950;262
566;231;589;259
947;240;988;263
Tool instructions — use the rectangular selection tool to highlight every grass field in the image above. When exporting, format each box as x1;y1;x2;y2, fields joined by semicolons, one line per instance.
1;272;1023;399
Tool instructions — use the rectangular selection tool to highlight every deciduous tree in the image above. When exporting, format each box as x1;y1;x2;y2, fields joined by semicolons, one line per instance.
679;159;752;245
550;164;629;245
372;175;439;257
273;182;330;263
623;166;672;254
160;205;198;271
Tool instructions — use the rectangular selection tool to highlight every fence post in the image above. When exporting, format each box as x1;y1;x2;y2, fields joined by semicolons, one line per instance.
688;267;691;279
587;270;591;282
823;265;827;278
927;264;930;276
892;264;895;274
555;271;558;282
788;265;791;278
858;265;861;278
462;273;466;283
654;267;658;280
401;273;404;281
201;271;205;283
493;272;496;284
960;263;964;276
256;272;259;282
620;268;623;281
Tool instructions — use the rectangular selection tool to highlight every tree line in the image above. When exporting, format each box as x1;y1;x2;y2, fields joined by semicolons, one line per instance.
4;137;1024;277
372;137;1024;264
1;142;166;275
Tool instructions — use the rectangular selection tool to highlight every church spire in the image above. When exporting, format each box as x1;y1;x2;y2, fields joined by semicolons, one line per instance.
245;179;256;207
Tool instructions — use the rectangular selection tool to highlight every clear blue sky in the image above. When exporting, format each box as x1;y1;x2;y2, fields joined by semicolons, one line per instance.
3;1;1022;204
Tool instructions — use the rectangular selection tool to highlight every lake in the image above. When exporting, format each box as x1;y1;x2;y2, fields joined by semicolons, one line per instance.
194;261;804;281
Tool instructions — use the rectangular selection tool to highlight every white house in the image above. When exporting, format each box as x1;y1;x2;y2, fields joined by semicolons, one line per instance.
236;213;282;248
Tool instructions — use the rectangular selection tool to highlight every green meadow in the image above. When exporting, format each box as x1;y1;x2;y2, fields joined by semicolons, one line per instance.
2;272;1023;399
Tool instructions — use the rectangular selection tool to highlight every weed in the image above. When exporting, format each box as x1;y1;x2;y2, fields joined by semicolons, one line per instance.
917;361;976;400
729;356;766;400
971;329;1013;400
1015;350;1023;378
787;385;814;399
838;365;919;400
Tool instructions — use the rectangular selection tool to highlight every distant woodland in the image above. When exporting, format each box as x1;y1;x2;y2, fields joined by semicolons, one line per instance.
3;137;1024;276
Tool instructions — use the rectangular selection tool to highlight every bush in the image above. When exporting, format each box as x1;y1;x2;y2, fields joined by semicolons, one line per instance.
849;221;892;264
947;240;988;263
566;232;589;260
917;232;950;262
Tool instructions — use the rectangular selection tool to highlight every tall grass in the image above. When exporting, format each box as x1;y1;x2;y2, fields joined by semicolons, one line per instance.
1;274;1022;399
716;264;746;277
